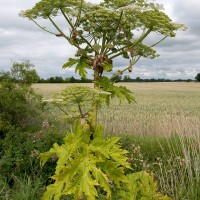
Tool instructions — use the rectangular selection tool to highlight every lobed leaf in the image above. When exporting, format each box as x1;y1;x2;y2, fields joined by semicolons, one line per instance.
62;58;79;69
40;121;130;199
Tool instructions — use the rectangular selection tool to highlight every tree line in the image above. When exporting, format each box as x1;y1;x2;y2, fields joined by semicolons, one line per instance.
38;76;92;83
1;61;199;83
38;75;197;83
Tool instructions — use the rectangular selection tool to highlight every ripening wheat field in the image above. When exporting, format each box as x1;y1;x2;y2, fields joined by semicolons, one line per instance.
33;82;200;136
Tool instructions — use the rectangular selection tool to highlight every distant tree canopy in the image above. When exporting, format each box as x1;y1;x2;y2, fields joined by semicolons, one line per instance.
38;76;92;83
0;60;40;85
195;73;200;82
38;75;194;83
121;76;193;82
1;69;194;83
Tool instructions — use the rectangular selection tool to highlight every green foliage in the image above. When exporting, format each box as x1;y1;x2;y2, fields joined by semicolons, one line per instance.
0;175;45;200
119;134;200;200
0;71;11;82
49;86;109;124
63;57;90;79
98;77;135;105
120;135;170;164
195;73;200;82
0;129;41;180
118;171;171;200
40;121;130;200
102;60;113;72
0;121;68;188
10;60;40;85
0;60;39;85
0;60;42;134
0;80;43;136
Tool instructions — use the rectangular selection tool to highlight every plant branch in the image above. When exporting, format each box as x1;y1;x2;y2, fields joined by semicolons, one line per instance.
133;55;142;64
31;19;57;35
150;36;168;47
60;8;97;54
60;8;74;28
104;11;123;54
48;17;69;40
108;27;153;59
48;16;81;49
107;10;123;44
91;32;97;44
74;0;84;28
100;31;107;54
54;104;69;116
109;55;141;81
78;103;83;117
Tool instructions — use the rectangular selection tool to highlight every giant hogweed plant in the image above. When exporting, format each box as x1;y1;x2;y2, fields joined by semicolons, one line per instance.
20;0;185;199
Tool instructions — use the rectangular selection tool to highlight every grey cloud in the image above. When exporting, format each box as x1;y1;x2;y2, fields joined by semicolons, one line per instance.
0;0;199;80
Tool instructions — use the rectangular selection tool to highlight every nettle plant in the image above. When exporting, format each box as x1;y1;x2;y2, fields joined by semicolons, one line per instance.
20;0;185;199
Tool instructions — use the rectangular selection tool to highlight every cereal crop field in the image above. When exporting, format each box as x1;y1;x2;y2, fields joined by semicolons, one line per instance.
33;82;200;136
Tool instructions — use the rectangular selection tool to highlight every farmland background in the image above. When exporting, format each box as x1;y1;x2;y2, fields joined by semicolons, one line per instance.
1;82;199;199
33;82;200;136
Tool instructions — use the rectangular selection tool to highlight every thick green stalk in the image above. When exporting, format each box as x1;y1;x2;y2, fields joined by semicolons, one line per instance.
92;67;100;129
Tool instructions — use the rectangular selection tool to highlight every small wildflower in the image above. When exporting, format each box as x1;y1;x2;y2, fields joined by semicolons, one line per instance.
30;149;40;158
42;120;49;129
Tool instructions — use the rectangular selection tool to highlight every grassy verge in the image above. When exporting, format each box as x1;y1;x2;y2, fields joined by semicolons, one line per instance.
119;132;200;200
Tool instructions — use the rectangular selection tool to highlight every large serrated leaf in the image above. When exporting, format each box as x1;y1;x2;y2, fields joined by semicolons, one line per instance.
62;58;79;69
40;143;60;167
75;57;91;79
98;76;135;105
117;171;172;200
99;160;128;186
40;122;130;200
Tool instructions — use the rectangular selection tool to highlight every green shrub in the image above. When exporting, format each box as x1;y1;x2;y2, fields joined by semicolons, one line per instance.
0;123;66;185
0;82;43;134
0;61;43;136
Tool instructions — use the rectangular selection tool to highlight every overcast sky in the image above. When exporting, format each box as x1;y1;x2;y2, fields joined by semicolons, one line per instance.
0;0;199;79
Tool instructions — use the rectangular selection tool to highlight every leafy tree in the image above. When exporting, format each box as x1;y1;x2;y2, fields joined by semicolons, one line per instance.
10;60;40;84
0;61;42;136
20;0;185;199
48;76;64;83
123;75;132;82
69;76;77;83
0;71;11;82
195;73;200;82
135;76;141;82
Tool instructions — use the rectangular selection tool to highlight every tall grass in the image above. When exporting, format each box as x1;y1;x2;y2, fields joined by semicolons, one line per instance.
119;132;200;200
34;82;200;136
157;131;200;200
33;82;200;199
99;83;200;136
0;175;44;200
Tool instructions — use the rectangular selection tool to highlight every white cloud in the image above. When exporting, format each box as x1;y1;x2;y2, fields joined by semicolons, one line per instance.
0;0;199;80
